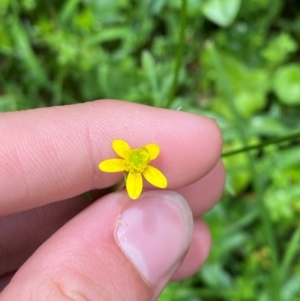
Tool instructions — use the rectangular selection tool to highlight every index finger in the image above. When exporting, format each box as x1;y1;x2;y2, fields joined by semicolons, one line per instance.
0;100;222;215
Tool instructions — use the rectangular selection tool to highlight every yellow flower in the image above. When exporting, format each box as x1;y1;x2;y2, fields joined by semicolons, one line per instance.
99;139;168;200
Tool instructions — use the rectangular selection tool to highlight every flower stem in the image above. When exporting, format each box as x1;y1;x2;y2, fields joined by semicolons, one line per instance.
82;178;125;202
222;131;300;157
111;177;126;191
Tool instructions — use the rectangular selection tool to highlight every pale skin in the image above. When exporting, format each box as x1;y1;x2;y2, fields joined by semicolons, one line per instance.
0;100;225;300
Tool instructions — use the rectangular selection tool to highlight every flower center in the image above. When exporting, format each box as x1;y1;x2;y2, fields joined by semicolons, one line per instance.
125;147;150;173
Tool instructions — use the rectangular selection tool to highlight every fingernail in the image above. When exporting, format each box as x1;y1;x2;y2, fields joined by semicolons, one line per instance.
114;190;193;286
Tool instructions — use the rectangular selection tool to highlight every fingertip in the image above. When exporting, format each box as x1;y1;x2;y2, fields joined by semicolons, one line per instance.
1;190;194;301
0;100;223;216
171;219;211;280
177;159;225;216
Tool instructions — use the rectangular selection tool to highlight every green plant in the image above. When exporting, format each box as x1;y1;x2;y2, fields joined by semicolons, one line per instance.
1;0;300;300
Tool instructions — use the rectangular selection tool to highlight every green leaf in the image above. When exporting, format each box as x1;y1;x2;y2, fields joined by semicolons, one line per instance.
200;262;232;288
282;272;300;301
0;94;17;112
250;116;291;136
60;0;80;23
280;226;300;282
223;141;253;193
273;64;300;105
9;18;48;85
141;50;160;106
0;0;10;15
261;32;298;66
202;0;241;27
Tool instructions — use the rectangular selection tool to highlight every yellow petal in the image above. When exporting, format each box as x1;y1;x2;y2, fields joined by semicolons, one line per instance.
99;159;126;172
143;165;167;188
144;143;160;160
126;172;143;200
112;139;131;158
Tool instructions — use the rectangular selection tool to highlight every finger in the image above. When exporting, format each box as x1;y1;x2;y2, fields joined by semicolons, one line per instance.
0;162;224;274
177;160;225;217
0;190;193;300
171;219;211;280
0;100;222;215
0;196;91;276
0;271;14;293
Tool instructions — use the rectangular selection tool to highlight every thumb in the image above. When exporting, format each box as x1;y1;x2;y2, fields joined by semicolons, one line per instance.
1;190;193;301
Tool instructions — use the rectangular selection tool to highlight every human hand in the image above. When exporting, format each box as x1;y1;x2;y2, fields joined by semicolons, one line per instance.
0;100;224;300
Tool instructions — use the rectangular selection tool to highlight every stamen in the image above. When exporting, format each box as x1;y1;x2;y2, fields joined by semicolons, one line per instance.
125;147;150;173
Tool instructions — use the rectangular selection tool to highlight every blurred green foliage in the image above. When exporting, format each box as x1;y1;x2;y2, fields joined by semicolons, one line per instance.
1;0;300;300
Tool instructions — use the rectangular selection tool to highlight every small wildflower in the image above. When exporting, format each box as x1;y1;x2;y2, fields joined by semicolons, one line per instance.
99;139;167;200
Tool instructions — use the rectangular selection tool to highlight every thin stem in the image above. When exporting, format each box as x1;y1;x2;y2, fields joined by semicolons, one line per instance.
207;42;281;301
81;178;125;202
280;225;300;282
165;0;187;108
222;131;300;157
